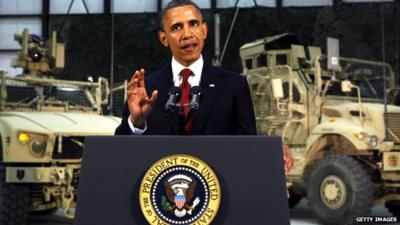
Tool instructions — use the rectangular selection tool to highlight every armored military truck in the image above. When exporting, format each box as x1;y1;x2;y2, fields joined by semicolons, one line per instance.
241;33;400;225
0;29;120;225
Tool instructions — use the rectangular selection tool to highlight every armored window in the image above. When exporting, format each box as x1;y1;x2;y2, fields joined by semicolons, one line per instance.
245;58;253;69
42;86;93;108
55;88;93;108
282;82;301;103
6;86;37;103
257;53;267;67
276;54;288;65
298;57;312;69
298;69;314;84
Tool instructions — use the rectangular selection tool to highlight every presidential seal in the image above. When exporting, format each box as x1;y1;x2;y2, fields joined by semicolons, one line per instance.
139;154;221;225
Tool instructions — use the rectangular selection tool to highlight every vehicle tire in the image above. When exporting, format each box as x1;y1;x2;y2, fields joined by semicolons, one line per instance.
305;155;374;225
0;168;30;225
385;201;400;217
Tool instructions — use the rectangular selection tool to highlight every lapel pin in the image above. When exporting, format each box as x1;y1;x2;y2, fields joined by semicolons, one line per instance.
209;84;215;87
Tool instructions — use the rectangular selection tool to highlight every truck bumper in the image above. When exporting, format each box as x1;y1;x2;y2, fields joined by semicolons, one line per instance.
6;165;80;184
6;165;80;218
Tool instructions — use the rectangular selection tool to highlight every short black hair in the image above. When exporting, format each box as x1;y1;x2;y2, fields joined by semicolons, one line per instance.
159;0;203;30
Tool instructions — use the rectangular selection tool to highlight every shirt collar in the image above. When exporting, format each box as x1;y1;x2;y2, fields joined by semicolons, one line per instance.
171;55;203;87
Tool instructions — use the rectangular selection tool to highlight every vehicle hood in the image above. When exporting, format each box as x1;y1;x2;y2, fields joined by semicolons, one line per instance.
325;102;400;116
0;111;121;135
323;102;400;140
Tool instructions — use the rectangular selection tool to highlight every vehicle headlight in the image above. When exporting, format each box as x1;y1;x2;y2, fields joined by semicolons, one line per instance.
30;139;47;155
18;131;48;157
369;135;378;147
353;132;378;147
353;132;366;140
18;132;30;144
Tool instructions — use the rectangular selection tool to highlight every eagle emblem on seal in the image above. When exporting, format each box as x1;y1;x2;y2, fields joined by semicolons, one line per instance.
161;174;201;218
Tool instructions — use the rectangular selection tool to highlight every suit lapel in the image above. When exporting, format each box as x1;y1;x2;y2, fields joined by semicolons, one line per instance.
192;64;222;135
154;65;180;134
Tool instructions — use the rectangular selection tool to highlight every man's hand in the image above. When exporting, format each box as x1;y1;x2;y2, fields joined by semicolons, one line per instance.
127;69;158;128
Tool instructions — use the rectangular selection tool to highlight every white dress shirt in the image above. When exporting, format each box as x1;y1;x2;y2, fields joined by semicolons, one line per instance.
128;55;204;134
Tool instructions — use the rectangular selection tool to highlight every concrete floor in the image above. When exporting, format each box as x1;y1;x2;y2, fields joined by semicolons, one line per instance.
29;201;395;225
289;200;394;225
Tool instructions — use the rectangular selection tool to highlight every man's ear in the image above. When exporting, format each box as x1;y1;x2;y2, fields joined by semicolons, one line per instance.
202;22;208;40
158;31;168;47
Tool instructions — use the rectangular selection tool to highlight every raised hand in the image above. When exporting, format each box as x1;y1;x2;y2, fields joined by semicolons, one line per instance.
127;69;158;128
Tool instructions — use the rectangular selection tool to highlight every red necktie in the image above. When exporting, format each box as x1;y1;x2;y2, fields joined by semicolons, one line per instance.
179;68;193;133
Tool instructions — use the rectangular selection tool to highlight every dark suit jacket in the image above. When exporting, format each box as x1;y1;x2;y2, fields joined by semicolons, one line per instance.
114;63;256;135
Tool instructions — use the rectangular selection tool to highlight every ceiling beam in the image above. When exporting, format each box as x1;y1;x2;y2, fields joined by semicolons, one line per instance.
42;0;50;39
104;0;111;14
276;0;282;8
333;0;343;6
158;0;162;12
211;0;217;11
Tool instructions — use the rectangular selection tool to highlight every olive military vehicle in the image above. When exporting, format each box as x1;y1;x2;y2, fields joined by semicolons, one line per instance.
0;28;120;225
241;33;400;225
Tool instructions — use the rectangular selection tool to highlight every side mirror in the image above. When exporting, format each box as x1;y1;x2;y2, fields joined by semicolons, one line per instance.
272;78;284;99
341;80;364;124
341;80;352;93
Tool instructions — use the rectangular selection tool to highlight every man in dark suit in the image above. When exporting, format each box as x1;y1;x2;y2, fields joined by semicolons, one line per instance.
115;0;256;135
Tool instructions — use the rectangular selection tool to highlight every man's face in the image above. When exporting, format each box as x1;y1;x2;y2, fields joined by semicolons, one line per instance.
158;5;208;67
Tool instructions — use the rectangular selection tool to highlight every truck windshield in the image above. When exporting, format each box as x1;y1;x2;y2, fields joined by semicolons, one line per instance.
324;60;392;101
4;81;95;111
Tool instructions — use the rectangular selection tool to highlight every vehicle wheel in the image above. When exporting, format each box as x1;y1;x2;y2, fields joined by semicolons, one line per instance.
385;201;400;217
0;168;30;225
305;155;374;225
